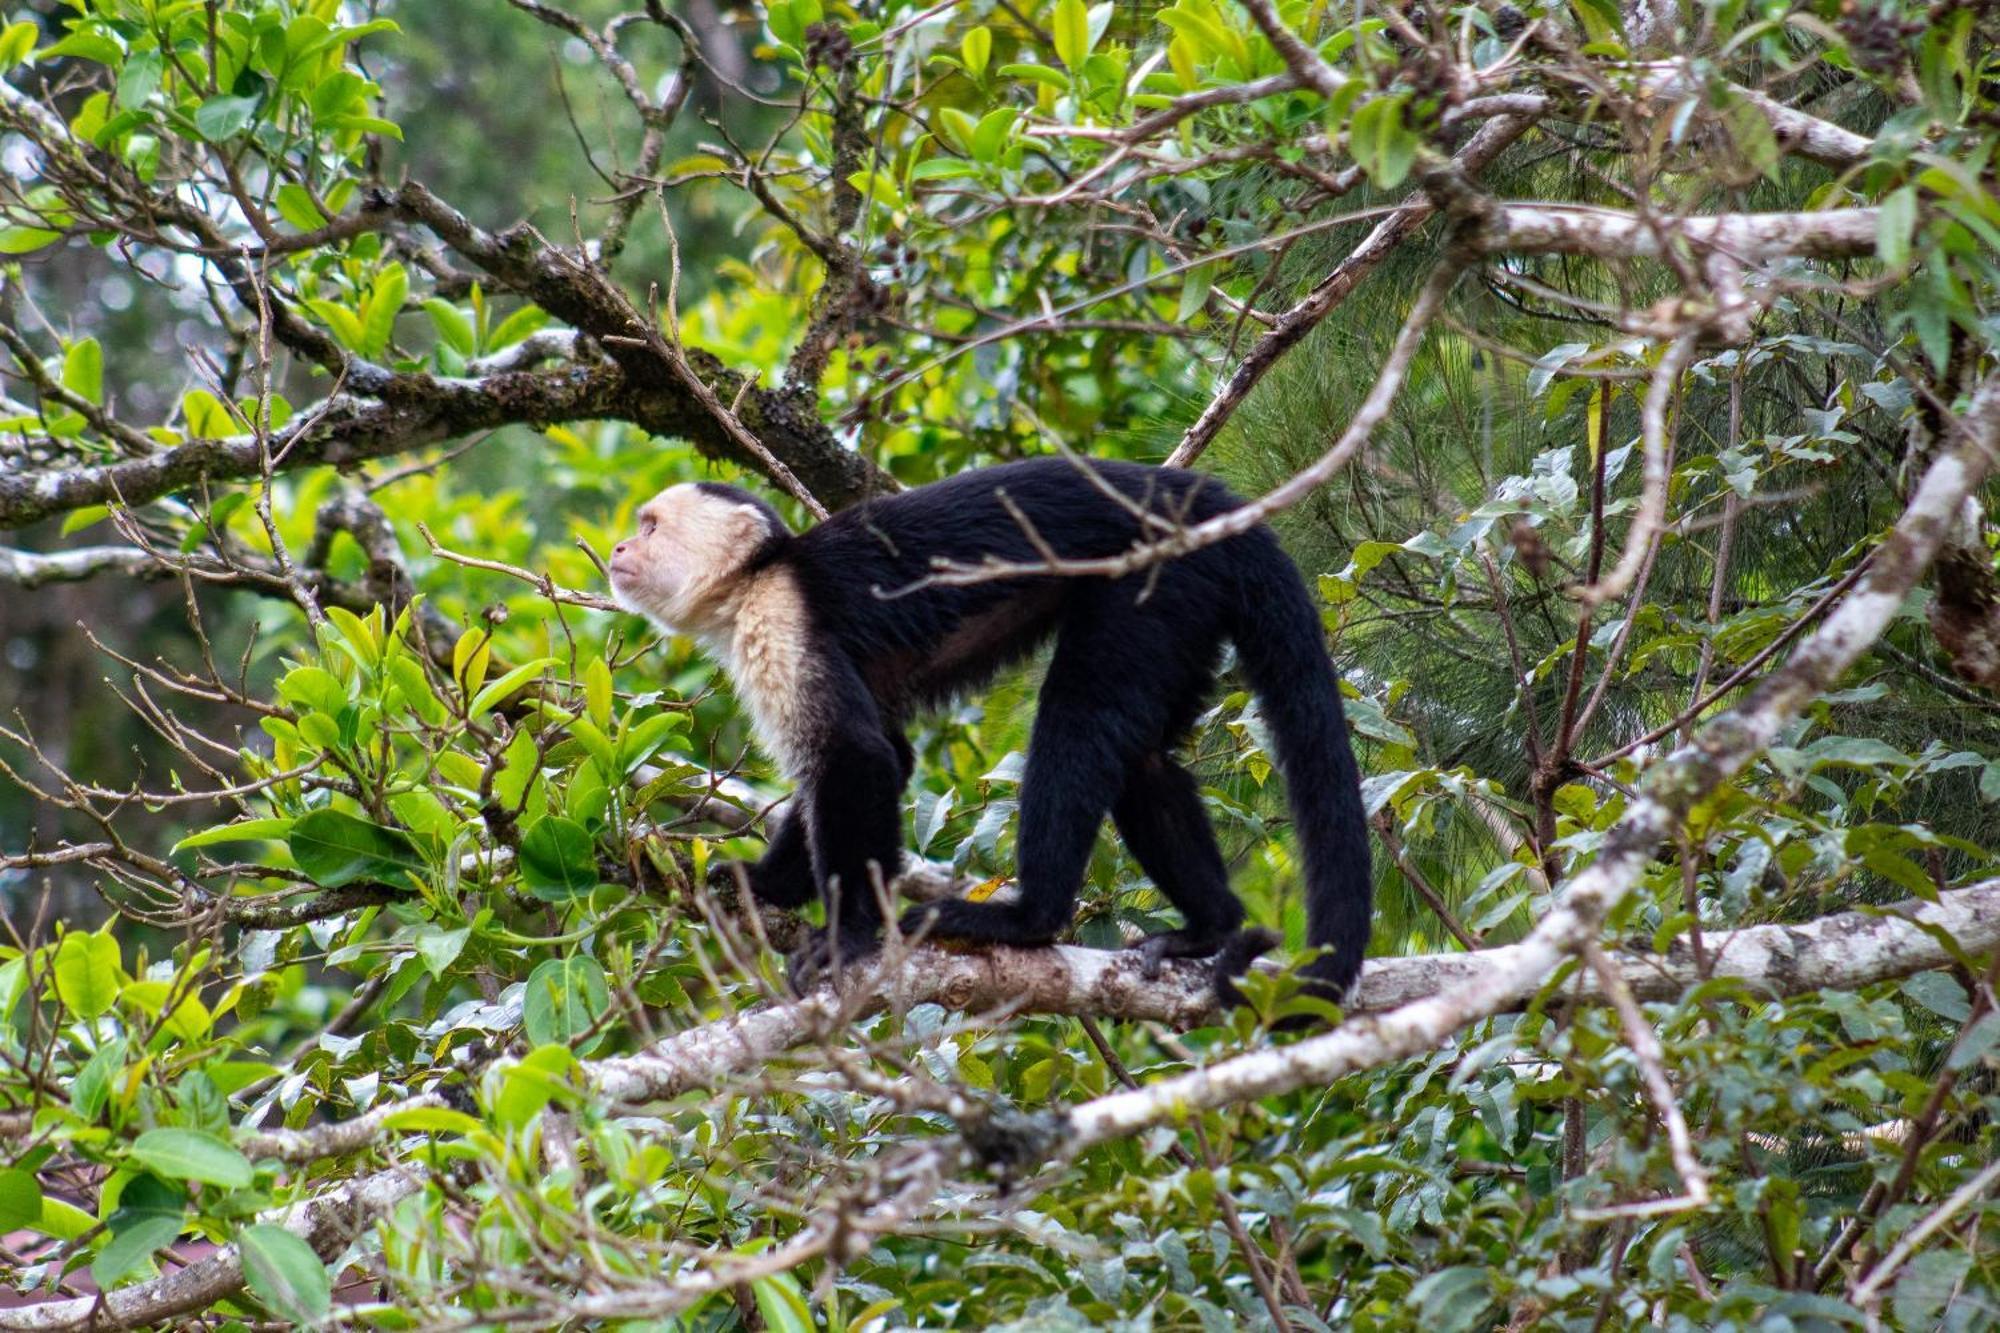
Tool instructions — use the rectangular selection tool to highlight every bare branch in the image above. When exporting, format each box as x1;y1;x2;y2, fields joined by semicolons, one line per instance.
1469;203;1883;263
0;543;162;587
1167;115;1531;468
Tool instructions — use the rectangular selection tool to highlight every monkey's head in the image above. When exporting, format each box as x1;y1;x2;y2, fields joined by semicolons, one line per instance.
608;482;790;635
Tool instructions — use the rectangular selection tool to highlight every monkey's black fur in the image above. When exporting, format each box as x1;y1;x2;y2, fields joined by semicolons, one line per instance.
725;458;1372;1004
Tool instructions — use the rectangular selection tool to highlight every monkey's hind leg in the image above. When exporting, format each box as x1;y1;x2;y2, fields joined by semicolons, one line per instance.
901;617;1150;949
1112;751;1262;979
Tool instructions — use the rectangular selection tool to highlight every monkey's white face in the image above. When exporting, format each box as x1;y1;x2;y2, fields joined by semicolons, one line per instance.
608;485;771;636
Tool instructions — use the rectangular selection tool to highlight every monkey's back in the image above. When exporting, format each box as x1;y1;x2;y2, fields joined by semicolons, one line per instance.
782;459;1255;714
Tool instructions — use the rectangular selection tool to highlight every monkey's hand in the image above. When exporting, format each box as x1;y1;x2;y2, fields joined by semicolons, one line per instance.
705;859;753;895
785;926;882;994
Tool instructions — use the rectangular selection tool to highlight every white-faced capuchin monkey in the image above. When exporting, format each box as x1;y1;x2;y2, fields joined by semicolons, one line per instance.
608;458;1371;1006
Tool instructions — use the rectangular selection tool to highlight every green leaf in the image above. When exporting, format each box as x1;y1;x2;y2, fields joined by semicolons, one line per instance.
72;1037;125;1121
970;107;1018;163
120;980;211;1042
1052;0;1090;69
468;656;555;719
1894;1251;1972;1328
751;1271;815;1333
287;809;422;888
414;926;469;980
272;183;327;233
486;303;548;351
521;955;610;1047
309;71;366;119
91;1213;182;1288
0;21;38;71
1877;185;1917;271
61;337;102;406
1903;972;1971;1022
910;157;977;181
1719;90;1779;180
277;663;349;715
40;32;121;66
304;299;367;351
518;816;597;901
193;93;260;142
1176;262;1211;323
0;1168;42;1230
208;1061;278;1096
173;817;296;852
130;1129;253;1189
115;50;162;110
585;656;613;728
423;299;474;355
961;25;992;78
240;1224;332;1325
387;656;446;726
36;1196;93;1241
618;711;687;775
181;389;237;438
382;1106;484;1136
0;224;61;254
768;0;804;48
325;113;402;141
938;106;978;156
999;62;1069;90
453;629;492;697
52;931;120;1019
324;605;380;668
1412;1265;1495;1332
1566;0;1624;43
492;1043;579;1128
59;505;110;535
361;263;406;357
1349;94;1419;190
1801;736;1913;770
1947;1011;2000;1070
1980;761;2000;803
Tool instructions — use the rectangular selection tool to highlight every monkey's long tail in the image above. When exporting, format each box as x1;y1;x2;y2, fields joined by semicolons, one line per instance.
1228;530;1373;1003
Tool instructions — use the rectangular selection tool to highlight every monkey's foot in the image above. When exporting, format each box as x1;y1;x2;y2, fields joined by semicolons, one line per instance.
785;927;881;994
1132;927;1257;980
1160;928;1280;1000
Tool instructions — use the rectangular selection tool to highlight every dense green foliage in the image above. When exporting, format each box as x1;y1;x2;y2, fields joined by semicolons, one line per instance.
0;0;1997;1327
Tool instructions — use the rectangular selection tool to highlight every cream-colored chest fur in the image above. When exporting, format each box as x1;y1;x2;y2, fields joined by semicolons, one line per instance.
712;567;818;776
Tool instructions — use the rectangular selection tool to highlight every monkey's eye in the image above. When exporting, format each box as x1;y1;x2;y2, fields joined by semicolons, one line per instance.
640;517;657;536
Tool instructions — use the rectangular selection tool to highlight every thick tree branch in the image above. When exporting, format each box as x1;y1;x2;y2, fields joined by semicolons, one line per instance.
1468;203;1883;263
0;1168;422;1333
596;872;2000;1106
391;183;885;508
0;344;876;531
